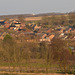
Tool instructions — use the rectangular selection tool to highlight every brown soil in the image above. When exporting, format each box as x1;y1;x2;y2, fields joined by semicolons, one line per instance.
0;72;74;75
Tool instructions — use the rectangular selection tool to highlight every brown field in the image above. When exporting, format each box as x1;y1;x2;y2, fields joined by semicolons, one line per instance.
25;17;42;21
0;72;74;75
25;14;68;21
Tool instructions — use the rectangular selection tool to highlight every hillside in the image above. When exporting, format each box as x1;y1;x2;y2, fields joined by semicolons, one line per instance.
0;12;65;20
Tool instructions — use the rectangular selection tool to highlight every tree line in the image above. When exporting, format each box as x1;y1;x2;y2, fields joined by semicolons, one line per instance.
37;14;75;27
0;34;74;74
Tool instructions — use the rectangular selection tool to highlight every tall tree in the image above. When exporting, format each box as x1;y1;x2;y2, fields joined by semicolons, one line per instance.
51;38;72;73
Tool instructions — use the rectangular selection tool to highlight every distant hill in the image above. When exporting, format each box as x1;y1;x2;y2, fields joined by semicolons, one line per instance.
1;11;75;20
0;14;33;20
36;13;65;16
0;12;65;20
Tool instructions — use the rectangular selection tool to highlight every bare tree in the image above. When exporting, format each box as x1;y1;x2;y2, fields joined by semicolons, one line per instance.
51;38;72;73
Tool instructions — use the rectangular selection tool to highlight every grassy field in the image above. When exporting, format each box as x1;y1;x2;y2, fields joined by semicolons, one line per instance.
0;59;74;74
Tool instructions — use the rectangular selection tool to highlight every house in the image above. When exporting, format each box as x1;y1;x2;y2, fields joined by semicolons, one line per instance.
14;22;21;27
33;25;41;30
39;34;50;42
47;28;52;33
46;34;55;41
40;38;50;42
56;28;63;33
8;24;16;30
62;36;68;40
4;22;10;28
59;33;64;37
41;34;47;39
4;21;9;24
48;34;55;40
67;28;72;33
64;28;72;33
18;28;26;31
0;20;5;25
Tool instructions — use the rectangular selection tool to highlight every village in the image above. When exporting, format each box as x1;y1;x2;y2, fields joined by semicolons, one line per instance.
0;0;75;74
0;16;75;53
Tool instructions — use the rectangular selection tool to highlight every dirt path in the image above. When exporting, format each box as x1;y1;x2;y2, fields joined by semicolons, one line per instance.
0;72;74;75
